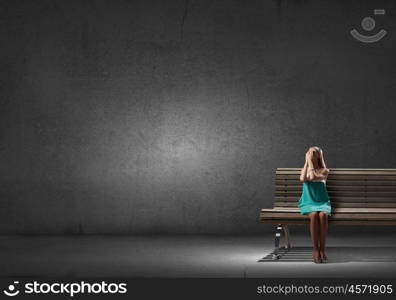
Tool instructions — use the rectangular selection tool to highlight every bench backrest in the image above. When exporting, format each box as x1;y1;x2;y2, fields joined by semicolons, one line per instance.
275;168;396;209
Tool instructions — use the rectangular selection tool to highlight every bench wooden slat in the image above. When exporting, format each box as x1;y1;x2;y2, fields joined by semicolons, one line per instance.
276;175;396;180
275;185;396;192
276;169;396;175
276;180;396;186
276;185;396;191
277;168;396;171
261;212;396;219
277;172;396;176
260;219;396;225
275;196;396;202
274;202;396;208
262;207;396;213
276;191;396;197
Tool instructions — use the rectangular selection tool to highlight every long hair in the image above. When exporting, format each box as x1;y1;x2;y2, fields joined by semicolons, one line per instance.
313;146;327;169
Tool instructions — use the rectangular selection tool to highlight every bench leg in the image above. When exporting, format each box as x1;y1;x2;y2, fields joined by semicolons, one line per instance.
271;224;292;260
283;224;292;249
272;224;283;260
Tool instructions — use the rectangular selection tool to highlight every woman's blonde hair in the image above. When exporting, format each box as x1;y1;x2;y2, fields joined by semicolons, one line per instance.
312;146;327;169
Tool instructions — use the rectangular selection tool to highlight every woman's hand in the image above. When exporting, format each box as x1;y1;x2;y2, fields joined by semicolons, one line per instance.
306;150;313;163
305;150;313;162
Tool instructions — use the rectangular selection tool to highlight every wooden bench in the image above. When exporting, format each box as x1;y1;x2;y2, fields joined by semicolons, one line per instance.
260;168;396;259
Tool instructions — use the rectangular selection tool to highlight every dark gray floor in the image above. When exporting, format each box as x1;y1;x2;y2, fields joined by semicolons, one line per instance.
1;232;396;278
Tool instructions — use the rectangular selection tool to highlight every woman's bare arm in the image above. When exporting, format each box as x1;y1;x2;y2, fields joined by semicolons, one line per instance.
306;156;315;181
307;165;329;181
300;155;309;182
317;168;330;177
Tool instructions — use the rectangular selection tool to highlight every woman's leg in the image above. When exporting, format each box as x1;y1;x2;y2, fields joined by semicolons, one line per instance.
307;211;320;257
318;211;328;258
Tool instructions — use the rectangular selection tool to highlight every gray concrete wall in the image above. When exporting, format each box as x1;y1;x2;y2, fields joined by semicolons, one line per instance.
1;0;396;234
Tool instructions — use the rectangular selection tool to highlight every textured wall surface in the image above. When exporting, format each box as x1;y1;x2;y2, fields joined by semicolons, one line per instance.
1;0;396;234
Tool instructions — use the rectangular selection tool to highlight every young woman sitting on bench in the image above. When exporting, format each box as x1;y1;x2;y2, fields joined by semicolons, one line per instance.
298;146;331;264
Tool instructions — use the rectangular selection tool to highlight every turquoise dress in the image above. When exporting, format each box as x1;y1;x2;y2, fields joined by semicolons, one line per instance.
298;180;332;216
